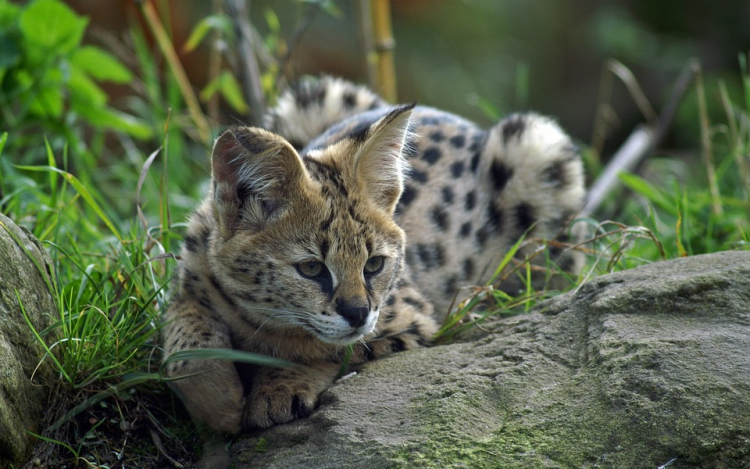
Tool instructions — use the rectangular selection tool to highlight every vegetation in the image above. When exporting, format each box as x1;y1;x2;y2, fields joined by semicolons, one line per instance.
0;0;747;466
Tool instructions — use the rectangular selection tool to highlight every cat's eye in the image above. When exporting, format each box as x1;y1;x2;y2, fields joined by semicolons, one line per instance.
297;261;326;279
363;256;385;275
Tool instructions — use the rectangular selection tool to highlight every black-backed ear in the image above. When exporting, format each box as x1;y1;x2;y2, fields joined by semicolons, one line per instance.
353;104;414;214
211;126;307;236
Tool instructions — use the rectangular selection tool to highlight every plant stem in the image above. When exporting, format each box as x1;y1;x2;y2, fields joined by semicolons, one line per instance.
695;64;724;215
370;0;397;102
139;0;211;143
227;0;267;126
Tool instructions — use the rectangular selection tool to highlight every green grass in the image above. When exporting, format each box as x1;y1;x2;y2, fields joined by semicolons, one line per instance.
2;1;749;466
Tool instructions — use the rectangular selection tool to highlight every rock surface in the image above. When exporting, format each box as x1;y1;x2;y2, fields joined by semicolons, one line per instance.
0;213;57;466
228;250;750;468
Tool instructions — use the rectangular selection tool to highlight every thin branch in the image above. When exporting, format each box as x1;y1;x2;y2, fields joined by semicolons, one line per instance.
226;0;266;125
581;126;654;218
582;59;700;218
277;3;321;71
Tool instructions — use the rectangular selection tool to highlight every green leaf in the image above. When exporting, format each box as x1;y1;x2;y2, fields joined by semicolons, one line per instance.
68;66;107;107
14;165;122;241
0;32;21;68
0;1;21;29
200;70;248;114
19;0;88;56
73;105;153;140
71;46;132;83
162;348;297;370
183;14;232;52
619;172;676;215
28;68;64;118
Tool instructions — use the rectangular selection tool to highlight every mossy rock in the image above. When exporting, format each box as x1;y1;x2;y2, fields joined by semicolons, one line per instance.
227;250;750;468
0;213;57;466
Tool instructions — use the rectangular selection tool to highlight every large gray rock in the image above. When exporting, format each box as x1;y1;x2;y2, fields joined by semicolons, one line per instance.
0;213;57;466
229;250;750;468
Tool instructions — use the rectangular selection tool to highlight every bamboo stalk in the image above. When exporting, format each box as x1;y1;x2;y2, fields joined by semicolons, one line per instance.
355;0;378;92
370;0;397;102
139;0;211;143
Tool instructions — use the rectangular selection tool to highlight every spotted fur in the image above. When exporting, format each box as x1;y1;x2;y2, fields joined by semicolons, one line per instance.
163;76;585;434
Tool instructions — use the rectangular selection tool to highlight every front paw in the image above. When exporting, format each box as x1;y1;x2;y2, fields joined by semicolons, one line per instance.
243;378;318;429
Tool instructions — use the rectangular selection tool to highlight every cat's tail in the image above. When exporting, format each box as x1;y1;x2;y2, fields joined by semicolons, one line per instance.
264;76;388;149
484;113;587;285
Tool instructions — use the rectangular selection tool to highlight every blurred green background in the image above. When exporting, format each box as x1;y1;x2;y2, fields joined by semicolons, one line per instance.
65;0;750;149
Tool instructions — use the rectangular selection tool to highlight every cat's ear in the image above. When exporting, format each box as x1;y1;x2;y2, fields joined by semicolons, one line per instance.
353;104;414;214
211;127;307;236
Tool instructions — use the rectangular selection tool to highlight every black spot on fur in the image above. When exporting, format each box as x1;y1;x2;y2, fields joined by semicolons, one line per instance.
399;185;418;207
209;275;237;308
199;297;213;310
431;206;449;231
490;161;514;192
463;258;475;280
469;134;483;152
475;226;490;247
343;91;356;108
239;292;257;302
450;135;466;148
294;80;327;108
403;296;425;311
391;337;408;352
542;159;571;188
441;186;454;204
470;151;481;173
422;147;442;165
444;275;459;299
502;115;526;143
305;158;349;197
450;161;465;179
430;131;445;143
487;202;503;229
184;235;199;253
459;221;472;238
384;310;397;323
430;243;445;267
386;295;396;307
515;202;536;232
465;190;477;211
411;168;428;184
416;243;445;269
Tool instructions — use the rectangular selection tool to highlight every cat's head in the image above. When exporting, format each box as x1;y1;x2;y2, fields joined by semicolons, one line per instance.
206;105;414;345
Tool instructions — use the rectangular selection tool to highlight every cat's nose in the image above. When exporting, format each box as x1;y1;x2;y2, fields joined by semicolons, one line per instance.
336;299;369;328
